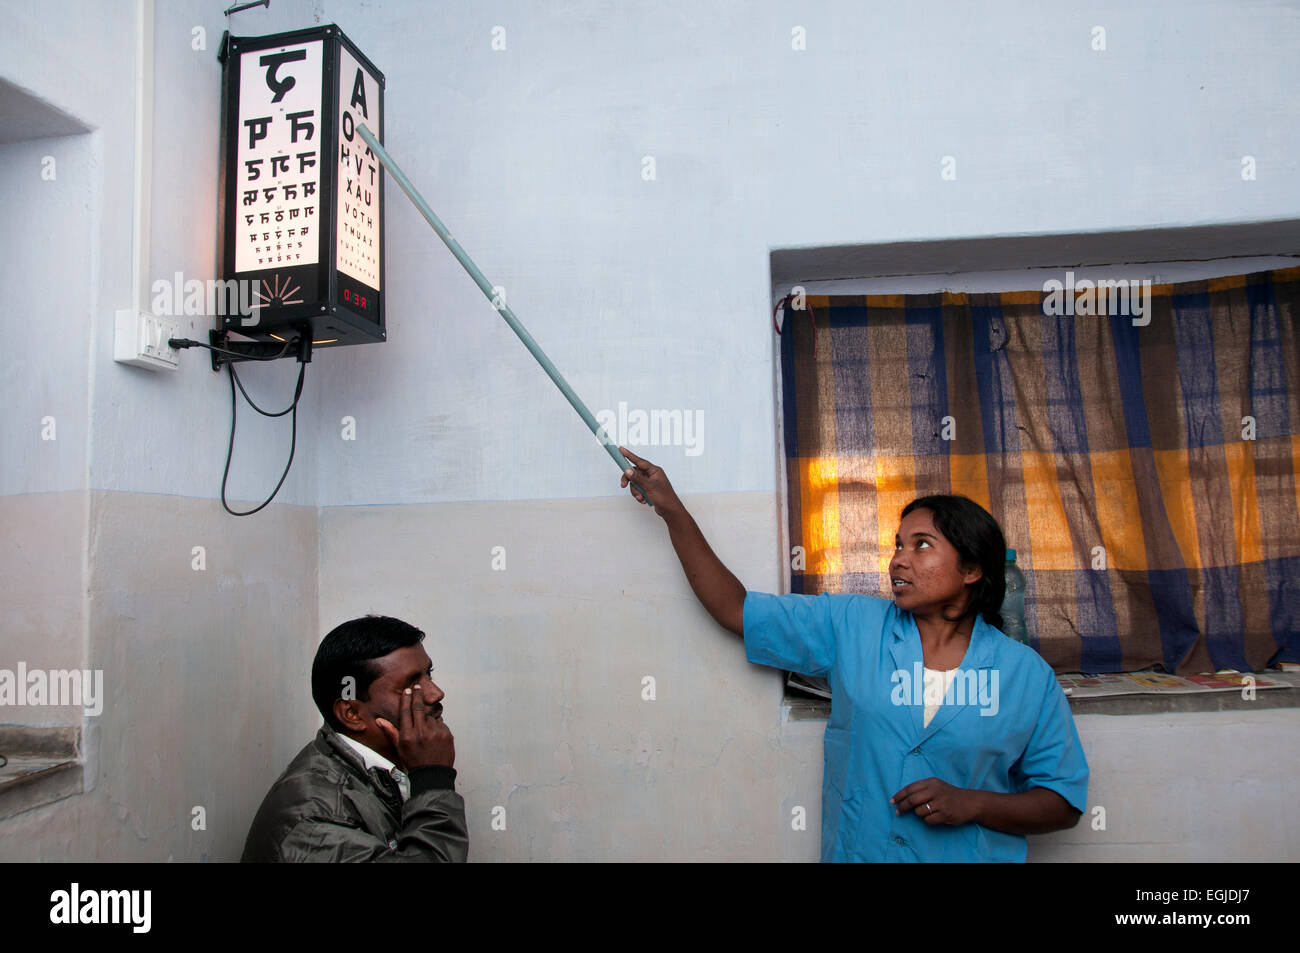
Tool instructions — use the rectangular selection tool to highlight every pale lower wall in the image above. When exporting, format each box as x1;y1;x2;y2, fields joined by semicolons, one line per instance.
316;489;808;861
1033;709;1300;862
2;492;87;728
0;491;318;862
3;489;1294;860
318;492;1300;862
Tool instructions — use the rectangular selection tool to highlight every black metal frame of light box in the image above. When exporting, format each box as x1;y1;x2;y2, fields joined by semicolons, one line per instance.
216;24;386;361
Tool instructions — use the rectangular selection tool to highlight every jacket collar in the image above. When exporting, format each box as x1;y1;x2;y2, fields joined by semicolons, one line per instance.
337;731;402;775
316;725;373;780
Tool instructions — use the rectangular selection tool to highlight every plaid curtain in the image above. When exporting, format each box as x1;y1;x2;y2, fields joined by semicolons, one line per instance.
779;266;1300;674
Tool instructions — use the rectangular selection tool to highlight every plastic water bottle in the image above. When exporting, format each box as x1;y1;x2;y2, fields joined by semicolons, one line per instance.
1001;549;1029;645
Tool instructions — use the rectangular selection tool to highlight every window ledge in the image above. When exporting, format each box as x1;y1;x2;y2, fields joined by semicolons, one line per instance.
0;725;83;821
784;673;1300;721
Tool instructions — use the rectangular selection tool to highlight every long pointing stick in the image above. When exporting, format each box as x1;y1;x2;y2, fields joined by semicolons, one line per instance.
356;123;648;504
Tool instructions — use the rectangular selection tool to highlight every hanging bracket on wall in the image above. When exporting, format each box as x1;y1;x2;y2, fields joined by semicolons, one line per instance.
223;0;270;16
207;329;312;370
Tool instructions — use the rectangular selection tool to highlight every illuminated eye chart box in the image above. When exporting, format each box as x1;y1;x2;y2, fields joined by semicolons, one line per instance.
218;25;385;348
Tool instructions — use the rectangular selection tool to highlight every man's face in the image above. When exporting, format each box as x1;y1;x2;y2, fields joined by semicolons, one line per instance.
337;644;445;761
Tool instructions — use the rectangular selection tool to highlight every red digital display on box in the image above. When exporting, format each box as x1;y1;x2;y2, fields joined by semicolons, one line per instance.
342;286;368;311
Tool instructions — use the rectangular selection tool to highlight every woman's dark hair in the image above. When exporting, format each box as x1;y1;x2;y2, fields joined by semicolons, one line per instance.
900;495;1007;630
311;615;426;731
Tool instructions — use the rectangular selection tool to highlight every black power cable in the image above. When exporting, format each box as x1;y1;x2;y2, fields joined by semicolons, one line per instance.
229;359;300;417
221;358;306;516
170;336;307;516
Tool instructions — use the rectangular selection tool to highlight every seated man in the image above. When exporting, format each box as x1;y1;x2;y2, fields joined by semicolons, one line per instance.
242;615;467;862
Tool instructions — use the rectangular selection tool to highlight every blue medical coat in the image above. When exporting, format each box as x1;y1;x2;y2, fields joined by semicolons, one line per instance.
743;591;1089;862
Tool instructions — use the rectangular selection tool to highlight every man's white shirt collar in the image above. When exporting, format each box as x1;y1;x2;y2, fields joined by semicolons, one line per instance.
338;732;410;801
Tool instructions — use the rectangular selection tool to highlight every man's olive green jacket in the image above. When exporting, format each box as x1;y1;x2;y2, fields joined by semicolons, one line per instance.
241;726;468;862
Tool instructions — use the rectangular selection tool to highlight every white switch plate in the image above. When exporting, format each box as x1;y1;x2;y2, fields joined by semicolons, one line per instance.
114;309;180;370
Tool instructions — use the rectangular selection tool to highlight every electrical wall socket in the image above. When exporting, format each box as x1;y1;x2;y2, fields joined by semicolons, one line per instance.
114;309;180;370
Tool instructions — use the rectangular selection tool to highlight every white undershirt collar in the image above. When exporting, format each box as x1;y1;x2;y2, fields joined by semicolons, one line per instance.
338;732;410;801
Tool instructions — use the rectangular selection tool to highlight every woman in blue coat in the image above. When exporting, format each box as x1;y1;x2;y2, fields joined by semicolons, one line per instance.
618;447;1088;862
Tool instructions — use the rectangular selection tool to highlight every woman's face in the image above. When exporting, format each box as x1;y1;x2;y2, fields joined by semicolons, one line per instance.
889;507;983;618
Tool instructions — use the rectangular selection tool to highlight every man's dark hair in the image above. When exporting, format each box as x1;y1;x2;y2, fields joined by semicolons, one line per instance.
900;495;1007;631
311;615;426;731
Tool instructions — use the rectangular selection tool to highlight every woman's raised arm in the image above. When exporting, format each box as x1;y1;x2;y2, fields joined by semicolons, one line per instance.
619;447;746;636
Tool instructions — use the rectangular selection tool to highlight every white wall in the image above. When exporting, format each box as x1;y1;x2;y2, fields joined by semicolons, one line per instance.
1;0;1296;861
1;132;97;725
0;136;94;497
312;0;1300;506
